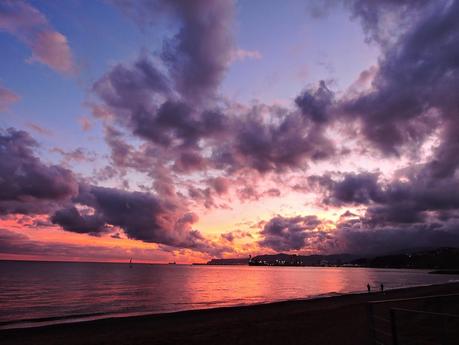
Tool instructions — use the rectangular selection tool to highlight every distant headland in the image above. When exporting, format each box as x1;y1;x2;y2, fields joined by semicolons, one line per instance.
199;247;459;270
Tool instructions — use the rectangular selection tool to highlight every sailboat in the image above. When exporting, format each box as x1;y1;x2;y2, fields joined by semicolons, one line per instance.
129;257;133;268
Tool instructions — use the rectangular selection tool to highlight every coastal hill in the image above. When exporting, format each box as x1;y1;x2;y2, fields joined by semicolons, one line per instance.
205;247;459;269
352;247;459;269
249;253;357;266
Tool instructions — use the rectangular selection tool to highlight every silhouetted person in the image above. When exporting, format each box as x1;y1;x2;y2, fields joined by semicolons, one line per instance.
367;283;371;293
380;283;384;293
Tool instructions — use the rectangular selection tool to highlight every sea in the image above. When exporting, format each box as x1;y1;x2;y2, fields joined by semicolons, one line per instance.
0;260;458;328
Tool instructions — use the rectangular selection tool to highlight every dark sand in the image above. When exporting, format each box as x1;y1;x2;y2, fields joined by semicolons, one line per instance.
1;282;458;345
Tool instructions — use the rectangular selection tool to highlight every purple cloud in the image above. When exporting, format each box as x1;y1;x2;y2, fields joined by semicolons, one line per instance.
160;0;234;104
111;0;234;105
51;183;231;255
342;0;459;156
259;215;324;252
0;128;78;215
295;80;334;124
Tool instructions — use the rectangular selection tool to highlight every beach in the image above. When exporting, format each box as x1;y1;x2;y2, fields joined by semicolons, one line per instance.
1;282;458;345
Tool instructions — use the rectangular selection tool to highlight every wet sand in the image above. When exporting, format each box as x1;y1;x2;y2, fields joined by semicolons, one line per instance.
1;282;458;345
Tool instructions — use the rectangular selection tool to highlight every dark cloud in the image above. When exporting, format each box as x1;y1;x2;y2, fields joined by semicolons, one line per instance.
347;0;431;47
8;0;459;259
0;128;78;215
50;184;231;256
93;54;170;112
212;107;335;173
94;58;228;150
96;0;337;178
295;80;334;124
307;165;459;253
112;0;234;104
0;127;229;255
111;0;235;104
334;220;459;256
51;206;106;235
173;150;207;173
159;0;235;104
258;208;459;255
64;184;176;244
96;57;336;179
259;215;323;252
292;0;459;254
342;0;459;157
324;172;383;205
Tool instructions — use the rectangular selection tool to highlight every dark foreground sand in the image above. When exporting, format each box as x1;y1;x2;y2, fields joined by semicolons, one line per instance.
1;282;459;345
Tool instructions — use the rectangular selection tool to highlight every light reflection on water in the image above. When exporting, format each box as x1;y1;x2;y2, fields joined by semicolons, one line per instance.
0;261;457;323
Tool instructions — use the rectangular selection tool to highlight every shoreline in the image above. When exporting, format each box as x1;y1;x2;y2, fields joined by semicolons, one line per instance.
1;282;458;345
3;280;459;330
1;280;458;330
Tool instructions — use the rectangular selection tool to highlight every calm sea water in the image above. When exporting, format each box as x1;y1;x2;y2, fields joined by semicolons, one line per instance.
0;261;457;326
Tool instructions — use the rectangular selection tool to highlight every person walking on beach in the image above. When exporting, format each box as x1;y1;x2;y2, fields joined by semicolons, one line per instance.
380;283;384;293
367;283;371;293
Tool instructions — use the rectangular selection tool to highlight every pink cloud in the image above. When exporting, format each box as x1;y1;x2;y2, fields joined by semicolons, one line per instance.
79;116;92;131
0;1;75;74
0;83;19;111
231;48;262;62
25;122;53;136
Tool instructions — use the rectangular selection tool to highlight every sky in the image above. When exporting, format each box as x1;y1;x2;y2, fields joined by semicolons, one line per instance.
1;0;459;263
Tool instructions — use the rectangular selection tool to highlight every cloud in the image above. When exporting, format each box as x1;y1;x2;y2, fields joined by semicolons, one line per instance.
257;207;459;255
0;126;230;256
334;221;459;256
0;128;78;215
112;0;235;105
51;147;97;163
347;0;431;47
25;123;52;136
231;48;262;62
208;177;230;195
50;184;231;256
221;230;252;242
96;52;336;178
6;1;459;259
0;0;75;73
211;104;336;173
341;0;459;157
54;184;177;244
94;55;227;149
95;0;338;180
51;206;107;235
259;215;324;252
0;83;19;111
159;0;235;104
306;165;459;253
295;80;334;124
79;116;92;131
319;172;384;206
